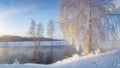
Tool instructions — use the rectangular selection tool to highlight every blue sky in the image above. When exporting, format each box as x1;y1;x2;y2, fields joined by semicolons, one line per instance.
0;0;63;39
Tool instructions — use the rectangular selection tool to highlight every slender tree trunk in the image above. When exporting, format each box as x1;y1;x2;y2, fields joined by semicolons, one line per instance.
33;34;37;62
34;35;37;50
86;24;91;55
84;0;92;55
51;35;53;57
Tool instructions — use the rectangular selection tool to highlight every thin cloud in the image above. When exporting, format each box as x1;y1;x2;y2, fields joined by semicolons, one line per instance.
0;4;38;19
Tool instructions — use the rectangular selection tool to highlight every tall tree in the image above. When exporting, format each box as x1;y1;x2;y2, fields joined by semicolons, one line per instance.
47;19;55;40
28;19;44;63
47;19;55;63
59;0;120;55
28;19;39;63
36;23;44;46
29;19;37;49
36;23;44;63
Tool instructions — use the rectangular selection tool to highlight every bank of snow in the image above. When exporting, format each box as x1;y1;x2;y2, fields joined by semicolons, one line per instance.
0;49;120;68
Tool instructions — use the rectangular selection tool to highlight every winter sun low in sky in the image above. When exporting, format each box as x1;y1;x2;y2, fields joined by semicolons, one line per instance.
0;0;62;39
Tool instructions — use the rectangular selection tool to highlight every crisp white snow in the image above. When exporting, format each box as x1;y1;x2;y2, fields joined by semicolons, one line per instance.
0;49;120;68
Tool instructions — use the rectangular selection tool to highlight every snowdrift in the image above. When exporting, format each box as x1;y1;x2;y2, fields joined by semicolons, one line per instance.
0;49;120;68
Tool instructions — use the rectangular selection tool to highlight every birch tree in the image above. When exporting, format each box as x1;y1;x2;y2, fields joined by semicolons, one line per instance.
36;23;44;63
47;19;55;63
59;0;120;55
29;19;36;46
28;19;37;61
47;19;55;46
47;19;55;39
36;23;44;46
28;19;44;63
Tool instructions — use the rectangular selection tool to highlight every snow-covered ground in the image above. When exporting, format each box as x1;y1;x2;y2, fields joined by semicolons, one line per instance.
0;48;119;68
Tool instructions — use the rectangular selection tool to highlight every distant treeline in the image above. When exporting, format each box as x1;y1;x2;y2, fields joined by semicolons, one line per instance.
0;35;61;42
